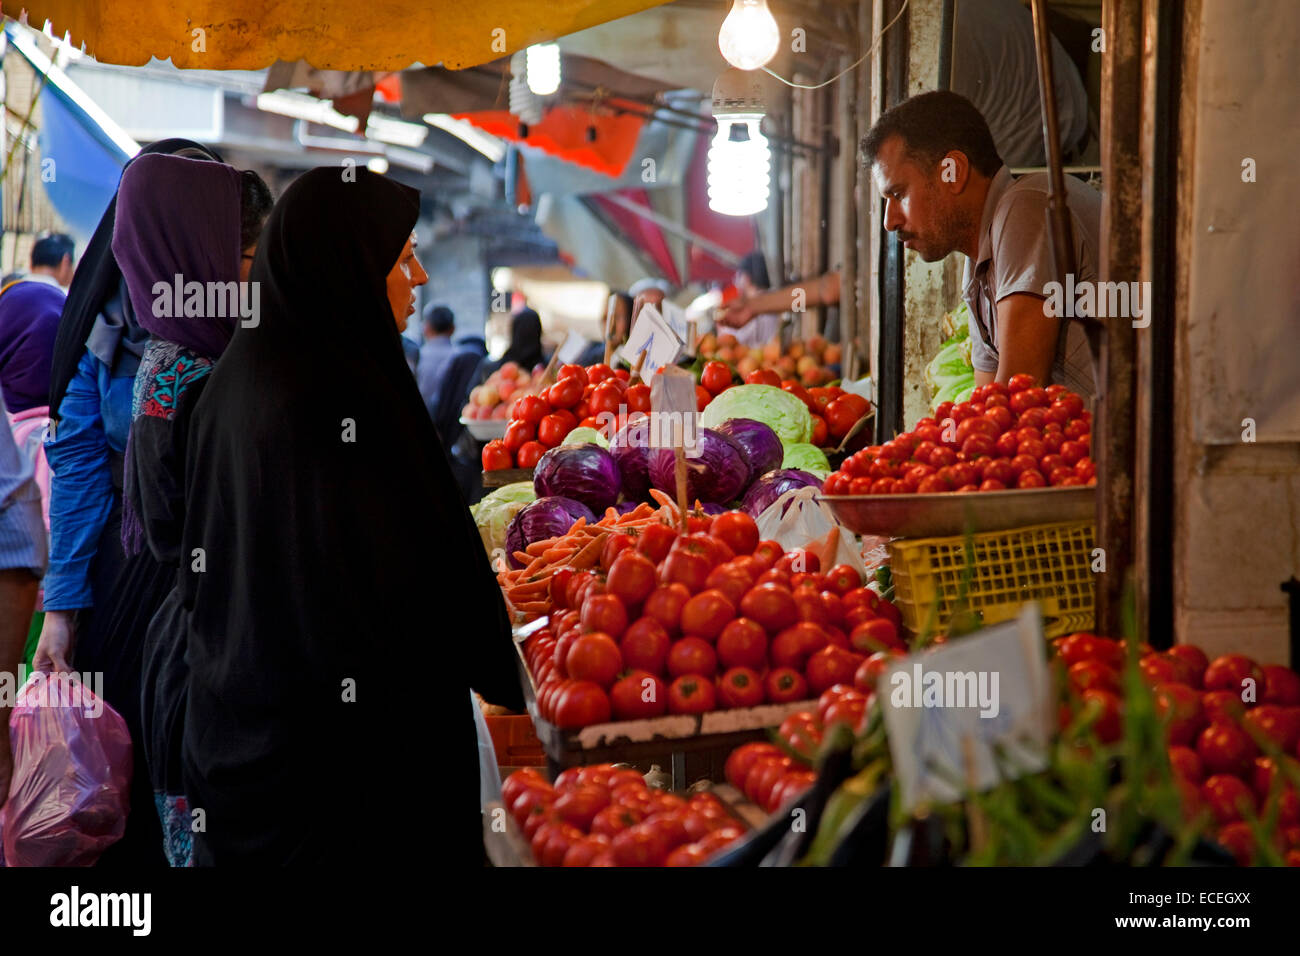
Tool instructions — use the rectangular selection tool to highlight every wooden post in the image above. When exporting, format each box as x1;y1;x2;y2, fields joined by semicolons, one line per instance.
1095;0;1144;640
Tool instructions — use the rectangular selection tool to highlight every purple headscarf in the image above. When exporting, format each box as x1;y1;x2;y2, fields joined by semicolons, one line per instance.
110;153;242;357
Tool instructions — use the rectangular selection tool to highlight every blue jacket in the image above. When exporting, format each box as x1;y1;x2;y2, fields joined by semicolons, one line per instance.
42;350;134;610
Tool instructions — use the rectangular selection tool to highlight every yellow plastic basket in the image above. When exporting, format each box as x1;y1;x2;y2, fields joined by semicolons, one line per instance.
888;520;1095;640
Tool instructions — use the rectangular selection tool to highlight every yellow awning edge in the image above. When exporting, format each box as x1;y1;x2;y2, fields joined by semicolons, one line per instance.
4;1;675;71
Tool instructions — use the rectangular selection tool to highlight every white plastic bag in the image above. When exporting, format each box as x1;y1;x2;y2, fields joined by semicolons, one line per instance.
754;486;868;580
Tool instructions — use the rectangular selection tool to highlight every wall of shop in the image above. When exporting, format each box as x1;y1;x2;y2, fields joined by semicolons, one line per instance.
422;232;490;341
1172;0;1300;662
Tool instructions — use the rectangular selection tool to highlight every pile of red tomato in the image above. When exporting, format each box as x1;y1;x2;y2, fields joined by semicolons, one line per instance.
1055;633;1300;865
484;362;653;471
726;683;879;813
706;363;872;448
822;374;1094;495
520;509;907;729
502;764;747;866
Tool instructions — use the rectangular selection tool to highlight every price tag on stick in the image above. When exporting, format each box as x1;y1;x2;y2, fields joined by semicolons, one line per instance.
881;604;1052;813
650;366;700;529
620;304;683;379
556;330;589;365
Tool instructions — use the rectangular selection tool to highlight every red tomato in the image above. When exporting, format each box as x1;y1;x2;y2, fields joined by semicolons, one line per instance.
1263;666;1300;706
699;361;732;396
1202;690;1247;726
1069;659;1121;694
824;397;861;438
660;550;711;593
611;822;671;867
747;756;795;807
1081;688;1123;743
565;633;623;688
700;564;750;607
503;418;535;453
1153;682;1206;746
679;589;735;642
481;439;513;470
642;583;690;635
516;441;546;469
805;645;863;695
718;667;765;708
1202;774;1257;824
770;623;829;671
849;618;903;655
610;670;668;720
855;651;900;693
546;375;583;410
591;803;644;839
580;595;629;641
621;617;671;673
1138;654;1179;686
745;368;782;387
625;383;652;413
667;637;718;678
552;681;612;728
725;742;784;789
553;785;611;831
599;532;635;572
667;674;717;714
709;511;759;556
1242;705;1300;752
810;415;829;447
1016;469;1047;488
750;540;783;570
634;523;676;563
694;385;712;412
1168;745;1205;782
1204;654;1265;696
1197;722;1259;777
716;617;768;671
588;382;624;418
822;564;861;597
514;394;552;425
739;584;799;633
765;666;810;703
606;551;657;605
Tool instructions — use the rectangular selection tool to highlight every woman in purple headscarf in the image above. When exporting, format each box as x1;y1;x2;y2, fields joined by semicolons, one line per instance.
56;153;270;867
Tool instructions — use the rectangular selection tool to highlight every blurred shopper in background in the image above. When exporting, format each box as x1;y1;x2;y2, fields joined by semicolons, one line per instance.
417;304;456;407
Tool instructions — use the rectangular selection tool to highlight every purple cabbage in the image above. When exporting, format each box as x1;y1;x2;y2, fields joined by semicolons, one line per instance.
740;469;823;518
533;444;621;514
505;496;595;568
713;418;783;479
648;428;750;505
610;418;654;502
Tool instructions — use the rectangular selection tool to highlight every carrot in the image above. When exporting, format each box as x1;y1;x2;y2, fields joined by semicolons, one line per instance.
514;601;549;614
620;503;654;521
568;534;606;569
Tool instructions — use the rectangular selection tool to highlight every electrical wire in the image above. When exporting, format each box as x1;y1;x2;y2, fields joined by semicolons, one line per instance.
761;0;910;91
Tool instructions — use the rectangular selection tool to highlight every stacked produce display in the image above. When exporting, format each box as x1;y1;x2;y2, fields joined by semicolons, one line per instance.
461;361;547;423
692;331;842;388
822;375;1094;495
481;359;871;474
518;507;905;728
501;764;748;867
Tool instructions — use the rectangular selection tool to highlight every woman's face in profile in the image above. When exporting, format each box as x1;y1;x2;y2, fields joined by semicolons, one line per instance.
386;233;429;331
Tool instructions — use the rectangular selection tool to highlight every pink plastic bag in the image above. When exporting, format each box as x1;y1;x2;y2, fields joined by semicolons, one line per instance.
2;672;132;866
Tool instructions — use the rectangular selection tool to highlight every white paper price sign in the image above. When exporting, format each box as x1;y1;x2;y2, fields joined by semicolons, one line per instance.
659;298;689;342
556;330;589;365
619;303;683;378
649;365;701;457
882;604;1051;813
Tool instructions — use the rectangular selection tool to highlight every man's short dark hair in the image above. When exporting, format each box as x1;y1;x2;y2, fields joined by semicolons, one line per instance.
239;169;274;250
424;304;454;333
860;91;1003;178
31;233;75;269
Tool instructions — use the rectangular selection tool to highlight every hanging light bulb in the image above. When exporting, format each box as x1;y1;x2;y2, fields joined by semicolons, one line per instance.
708;69;771;217
718;0;780;71
708;116;770;216
525;43;562;96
